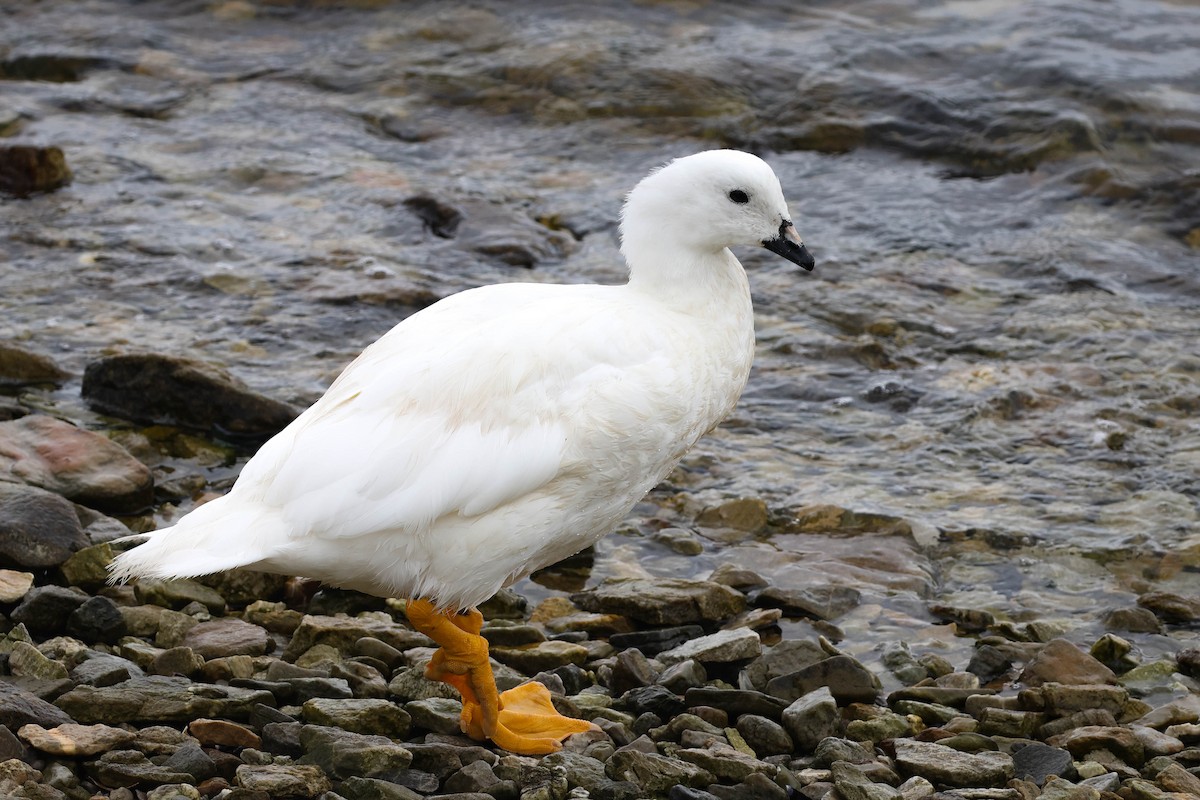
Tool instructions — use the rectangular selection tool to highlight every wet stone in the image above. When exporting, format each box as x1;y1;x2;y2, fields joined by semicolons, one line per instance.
0;484;90;570
1018;639;1118;687
161;741;217;783
0;415;153;514
82;353;299;440
0;344;69;387
0;144;72;197
571;578;746;626
1137;591;1200;624
8;641;69;680
1101;607;1163;633
617;685;686;720
756;585;862;621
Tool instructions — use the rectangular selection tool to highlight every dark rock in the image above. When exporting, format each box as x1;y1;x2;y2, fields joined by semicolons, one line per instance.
403;743;465;780
0;344;69;386
82;353;299;440
743;640;827;692
135;578;227;614
1010;741;1074;786
0;416;153;514
927;604;995;633
0;723;27;761
84;750;195;788
707;772;789;800
696;497;769;533
1045;725;1146;766
766;654;880;705
0;680;75;728
616;685;686;720
262;721;304;758
69;653;143;687
339;776;423;800
609;648;658;695
1137;591;1200;624
605;749;714;793
11;585;90;634
0;483;90;569
571;578;746;625
161;740;218;782
966;644;1014;684
308;587;387;617
683;687;788;721
298;724;412;780
373;768;440;794
0;145;72;197
403;195;464;239
66;596;127;644
669;787;721;800
609;626;705;657
756;585;861;620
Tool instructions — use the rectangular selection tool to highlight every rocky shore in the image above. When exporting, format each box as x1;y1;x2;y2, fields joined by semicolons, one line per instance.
1;344;1199;800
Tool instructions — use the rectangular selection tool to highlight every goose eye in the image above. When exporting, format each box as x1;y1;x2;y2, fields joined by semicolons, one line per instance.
728;189;749;204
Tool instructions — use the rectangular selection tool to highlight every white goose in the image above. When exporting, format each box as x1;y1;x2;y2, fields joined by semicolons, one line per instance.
111;149;815;754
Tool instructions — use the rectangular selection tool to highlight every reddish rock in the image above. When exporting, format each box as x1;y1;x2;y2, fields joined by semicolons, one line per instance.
0;415;153;513
188;718;261;749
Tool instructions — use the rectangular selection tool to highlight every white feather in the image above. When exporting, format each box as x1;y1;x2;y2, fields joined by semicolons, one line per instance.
111;150;802;611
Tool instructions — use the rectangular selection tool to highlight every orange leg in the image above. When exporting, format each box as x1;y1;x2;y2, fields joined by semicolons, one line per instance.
405;598;595;755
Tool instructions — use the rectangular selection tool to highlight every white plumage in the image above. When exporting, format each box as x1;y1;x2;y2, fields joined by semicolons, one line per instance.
111;150;813;611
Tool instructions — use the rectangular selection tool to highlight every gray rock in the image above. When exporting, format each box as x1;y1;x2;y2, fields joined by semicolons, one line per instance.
0;675;75;728
0;415;153;514
657;627;762;666
609;648;658;695
609;626;705;657
675;744;777;782
403;742;466;779
283;614;430;661
0;483;90;570
338;776;423;800
82;353;299;439
301;698;411;737
298;724;413;779
489;639;589;673
813;736;875;767
11;585;90;635
1045;725;1145;766
234;763;331;798
893;739;1015;788
180;618;269;659
605;749;715;793
831;761;902;800
707;771;789;800
735;714;793;757
387;666;461;702
54;675;273;723
657;659;707;694
1011;741;1074;786
262;721;304;758
684;687;788;721
84;751;194;788
542;750;607;788
617;685;686;719
572;578;746;625
404;697;464;735
782;687;841;750
743;639;827;692
766;654;880;705
444;760;500;793
160;741;217;782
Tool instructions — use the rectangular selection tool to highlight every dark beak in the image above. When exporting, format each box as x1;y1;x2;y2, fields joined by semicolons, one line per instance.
762;220;814;271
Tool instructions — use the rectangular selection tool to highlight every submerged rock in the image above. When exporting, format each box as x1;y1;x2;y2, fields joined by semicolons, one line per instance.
571;578;746;625
0;344;69;386
0;144;72;197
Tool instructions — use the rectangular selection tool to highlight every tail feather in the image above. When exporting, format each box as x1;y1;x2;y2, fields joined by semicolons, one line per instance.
107;495;288;584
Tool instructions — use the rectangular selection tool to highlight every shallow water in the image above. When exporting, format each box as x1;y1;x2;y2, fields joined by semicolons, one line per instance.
3;0;1198;660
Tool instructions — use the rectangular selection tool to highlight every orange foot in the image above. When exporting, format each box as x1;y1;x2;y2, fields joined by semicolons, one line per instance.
406;598;595;755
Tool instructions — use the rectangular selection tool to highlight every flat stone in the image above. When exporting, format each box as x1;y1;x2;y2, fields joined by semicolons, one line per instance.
831;761;903;800
609;625;705;656
0;483;89;569
676;744;776;782
234;764;331;798
766;654;880;704
1031;683;1128;716
605;748;714;793
82;353;299;440
894;739;1015;788
180;619;269;659
17;723;135;756
782;687;840;750
8;641;69;680
188;718;261;749
657;627;762;666
489;640;589;673
0;569;34;602
1046;725;1145;766
85;750;194;788
54;675;274;724
298;724;413;779
67;653;142;688
1156;762;1200;795
0;415;153;513
571;578;746;625
283;614;430;661
1018;639;1117;687
301;698;411;737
